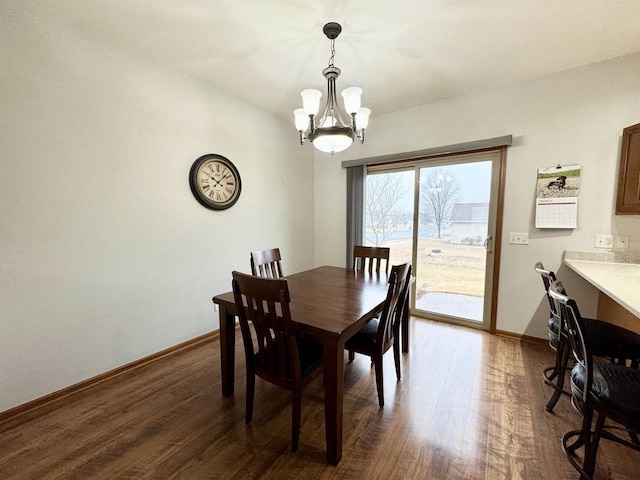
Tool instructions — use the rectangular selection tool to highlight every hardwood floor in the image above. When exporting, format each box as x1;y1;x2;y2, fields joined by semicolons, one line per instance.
1;318;638;479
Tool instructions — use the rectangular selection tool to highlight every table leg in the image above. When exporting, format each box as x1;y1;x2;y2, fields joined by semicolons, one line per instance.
323;338;344;465
219;304;236;397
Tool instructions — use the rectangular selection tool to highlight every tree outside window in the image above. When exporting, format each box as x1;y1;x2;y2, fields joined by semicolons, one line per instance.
420;168;460;238
365;173;410;246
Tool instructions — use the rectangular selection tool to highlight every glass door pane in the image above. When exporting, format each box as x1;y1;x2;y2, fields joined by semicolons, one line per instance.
415;160;493;324
365;170;415;267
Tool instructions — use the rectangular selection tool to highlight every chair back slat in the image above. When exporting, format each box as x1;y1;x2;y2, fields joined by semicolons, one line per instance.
251;248;284;278
353;245;390;274
232;271;299;382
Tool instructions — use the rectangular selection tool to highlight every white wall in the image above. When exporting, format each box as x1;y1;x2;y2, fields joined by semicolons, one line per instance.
0;9;314;411
314;53;640;338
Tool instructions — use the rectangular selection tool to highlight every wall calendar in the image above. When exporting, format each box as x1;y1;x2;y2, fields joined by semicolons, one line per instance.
535;165;581;229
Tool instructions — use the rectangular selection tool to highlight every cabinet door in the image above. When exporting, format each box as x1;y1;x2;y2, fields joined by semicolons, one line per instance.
616;122;640;215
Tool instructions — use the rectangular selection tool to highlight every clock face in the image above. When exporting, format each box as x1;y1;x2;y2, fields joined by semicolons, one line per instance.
189;154;241;210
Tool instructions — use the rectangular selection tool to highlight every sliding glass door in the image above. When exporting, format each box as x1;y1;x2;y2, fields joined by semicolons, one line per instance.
364;151;501;330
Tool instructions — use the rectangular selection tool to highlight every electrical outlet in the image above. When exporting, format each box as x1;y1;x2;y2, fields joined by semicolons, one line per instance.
509;232;529;245
594;234;614;248
213;304;219;312
614;235;629;249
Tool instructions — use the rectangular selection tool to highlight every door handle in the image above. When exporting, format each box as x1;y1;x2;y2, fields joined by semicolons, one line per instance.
484;235;493;253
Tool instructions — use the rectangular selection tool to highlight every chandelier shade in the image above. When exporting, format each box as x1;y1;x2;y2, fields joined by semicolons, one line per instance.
309;126;356;154
293;22;370;155
301;89;322;115
356;107;371;130
293;108;309;131
341;87;362;114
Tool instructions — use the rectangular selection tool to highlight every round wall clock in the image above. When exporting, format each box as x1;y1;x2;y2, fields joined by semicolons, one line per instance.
189;154;242;210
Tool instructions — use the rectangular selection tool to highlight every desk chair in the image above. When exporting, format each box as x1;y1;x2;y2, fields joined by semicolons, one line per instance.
345;262;411;407
232;271;323;452
548;280;640;480
250;248;284;278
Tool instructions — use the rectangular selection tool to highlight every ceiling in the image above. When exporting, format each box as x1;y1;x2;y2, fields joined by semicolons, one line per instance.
14;1;640;121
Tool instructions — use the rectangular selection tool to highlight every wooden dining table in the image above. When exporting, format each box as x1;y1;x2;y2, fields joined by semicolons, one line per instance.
212;265;392;465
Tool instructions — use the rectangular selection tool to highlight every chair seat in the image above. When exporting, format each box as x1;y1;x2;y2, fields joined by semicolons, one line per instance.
254;337;323;380
571;362;640;419
345;318;380;352
297;337;324;376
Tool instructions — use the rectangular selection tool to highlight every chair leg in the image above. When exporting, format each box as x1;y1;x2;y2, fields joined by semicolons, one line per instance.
374;355;384;407
584;411;606;479
393;342;401;381
348;349;355;362
562;403;593;480
578;404;594;479
246;369;255;424
545;341;570;412
291;388;302;452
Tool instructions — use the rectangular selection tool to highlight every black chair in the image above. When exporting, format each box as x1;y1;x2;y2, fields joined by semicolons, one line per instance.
548;280;640;480
231;271;323;452
345;262;411;407
250;248;284;278
534;262;640;412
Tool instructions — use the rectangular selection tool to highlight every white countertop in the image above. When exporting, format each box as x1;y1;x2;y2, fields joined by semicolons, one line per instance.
563;253;640;318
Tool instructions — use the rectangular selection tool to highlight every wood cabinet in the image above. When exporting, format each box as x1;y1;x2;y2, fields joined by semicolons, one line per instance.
616;122;640;215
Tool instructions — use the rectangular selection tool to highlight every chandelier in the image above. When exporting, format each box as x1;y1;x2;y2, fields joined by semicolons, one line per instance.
293;22;370;155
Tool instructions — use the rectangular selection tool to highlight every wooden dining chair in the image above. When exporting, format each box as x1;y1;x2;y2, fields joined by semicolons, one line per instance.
231;271;323;452
353;245;390;275
250;248;284;278
535;262;640;413
345;261;411;407
548;280;640;479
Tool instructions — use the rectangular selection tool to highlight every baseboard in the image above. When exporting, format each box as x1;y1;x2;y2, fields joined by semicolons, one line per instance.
0;331;219;427
495;329;547;345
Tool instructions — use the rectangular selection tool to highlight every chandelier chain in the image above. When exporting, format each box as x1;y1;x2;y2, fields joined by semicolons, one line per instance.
328;38;336;67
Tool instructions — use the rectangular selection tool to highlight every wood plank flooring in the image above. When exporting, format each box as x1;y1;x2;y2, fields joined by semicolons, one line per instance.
1;318;638;479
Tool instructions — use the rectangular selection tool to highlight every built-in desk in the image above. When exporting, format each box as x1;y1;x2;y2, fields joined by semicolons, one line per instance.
563;251;640;334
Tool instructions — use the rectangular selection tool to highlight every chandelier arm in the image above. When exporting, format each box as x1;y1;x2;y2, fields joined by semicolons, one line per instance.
317;70;348;128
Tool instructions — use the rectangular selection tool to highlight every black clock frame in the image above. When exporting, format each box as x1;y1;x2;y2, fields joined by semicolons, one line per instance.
189;153;242;210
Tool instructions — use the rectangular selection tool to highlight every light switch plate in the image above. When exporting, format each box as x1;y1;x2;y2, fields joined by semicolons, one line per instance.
509;232;529;245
